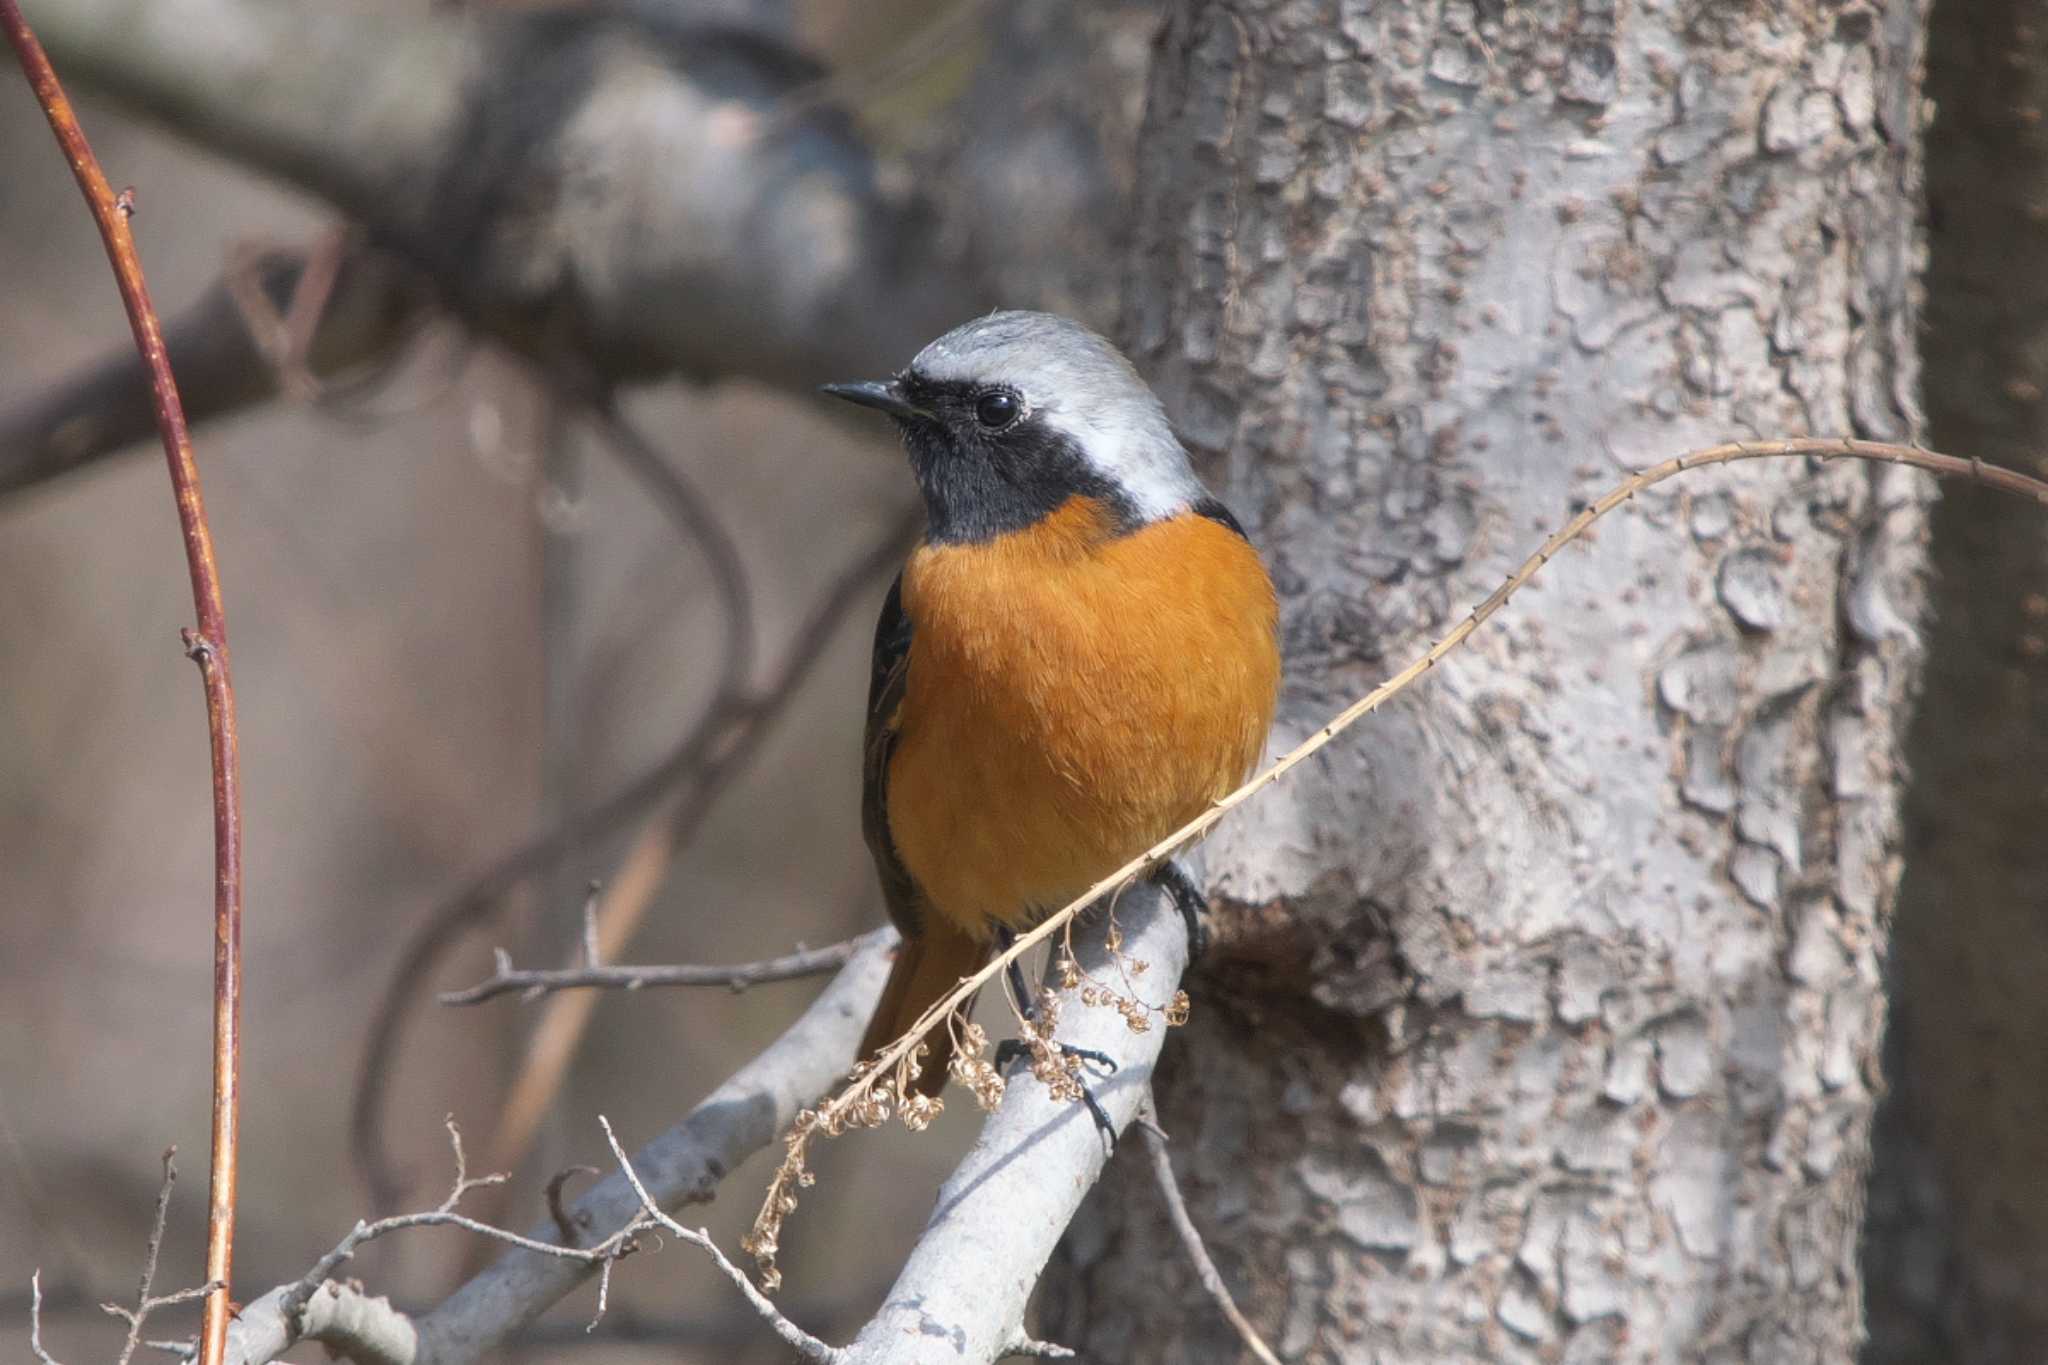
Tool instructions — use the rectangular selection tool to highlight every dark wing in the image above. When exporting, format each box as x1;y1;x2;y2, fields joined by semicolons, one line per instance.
1191;495;1250;539
862;573;925;937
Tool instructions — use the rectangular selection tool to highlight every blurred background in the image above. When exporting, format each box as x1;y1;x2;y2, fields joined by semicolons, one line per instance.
0;1;1153;1357
4;0;2048;1361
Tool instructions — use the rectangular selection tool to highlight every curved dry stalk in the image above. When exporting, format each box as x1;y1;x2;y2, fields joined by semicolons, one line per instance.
750;435;2048;1279
0;9;247;1363
1137;1094;1281;1365
597;1117;836;1364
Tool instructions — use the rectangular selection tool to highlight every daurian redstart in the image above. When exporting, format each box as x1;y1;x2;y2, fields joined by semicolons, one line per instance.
825;311;1281;1099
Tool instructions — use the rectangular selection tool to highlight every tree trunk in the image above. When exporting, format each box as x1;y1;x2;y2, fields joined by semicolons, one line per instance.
1862;1;2048;1360
1046;1;1930;1360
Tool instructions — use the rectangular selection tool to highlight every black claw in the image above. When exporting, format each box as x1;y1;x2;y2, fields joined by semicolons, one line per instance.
994;1039;1116;1076
1152;860;1211;961
994;1039;1120;1152
1080;1086;1116;1152
990;931;1118;1151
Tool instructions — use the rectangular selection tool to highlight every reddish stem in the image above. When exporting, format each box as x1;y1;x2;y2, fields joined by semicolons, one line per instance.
0;6;244;1363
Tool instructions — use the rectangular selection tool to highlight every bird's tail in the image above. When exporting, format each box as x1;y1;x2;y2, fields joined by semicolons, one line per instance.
857;921;987;1099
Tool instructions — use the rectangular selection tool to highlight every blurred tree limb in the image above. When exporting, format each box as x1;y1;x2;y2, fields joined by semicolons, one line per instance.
0;0;997;487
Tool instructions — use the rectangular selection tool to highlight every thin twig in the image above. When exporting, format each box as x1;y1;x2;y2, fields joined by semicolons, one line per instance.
1137;1093;1281;1365
440;939;860;1005
755;436;2048;1275
578;886;601;968
476;810;681;1238
352;508;917;1206
0;12;246;1364
544;1165;598;1247
23;1153;222;1365
29;1272;60;1365
223;226;356;402
107;1149;182;1365
351;701;735;1207
279;1117;645;1333
598;1117;839;1364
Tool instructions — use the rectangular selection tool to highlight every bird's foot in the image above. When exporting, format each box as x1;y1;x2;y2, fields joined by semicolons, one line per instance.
995;1038;1118;1150
1150;859;1211;962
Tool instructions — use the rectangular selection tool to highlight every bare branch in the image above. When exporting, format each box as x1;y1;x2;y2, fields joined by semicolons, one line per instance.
832;884;1189;1363
202;971;898;1365
1136;1096;1281;1365
13;0;987;426
788;438;2048;1229
402;928;895;1365
441;938;858;1005
216;1280;419;1365
22;1153;223;1365
29;1273;62;1365
598;1116;837;1363
262;1115;661;1358
105;1149;187;1365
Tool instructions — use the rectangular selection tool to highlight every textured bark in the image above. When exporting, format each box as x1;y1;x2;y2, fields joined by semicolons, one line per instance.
1045;2;1930;1361
1861;1;2048;1360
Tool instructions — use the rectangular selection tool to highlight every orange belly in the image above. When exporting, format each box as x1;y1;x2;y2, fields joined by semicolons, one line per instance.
887;497;1280;937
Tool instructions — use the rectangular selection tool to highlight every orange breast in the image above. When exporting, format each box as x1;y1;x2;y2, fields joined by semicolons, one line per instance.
887;496;1280;937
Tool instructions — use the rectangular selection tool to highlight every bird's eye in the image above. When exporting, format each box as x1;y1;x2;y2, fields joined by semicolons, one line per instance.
974;390;1020;429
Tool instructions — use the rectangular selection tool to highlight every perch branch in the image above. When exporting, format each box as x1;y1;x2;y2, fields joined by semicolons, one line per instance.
833;884;1189;1362
759;437;2048;1312
0;10;246;1364
441;938;858;1004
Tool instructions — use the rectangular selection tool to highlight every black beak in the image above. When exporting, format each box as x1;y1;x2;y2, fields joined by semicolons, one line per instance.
821;379;925;421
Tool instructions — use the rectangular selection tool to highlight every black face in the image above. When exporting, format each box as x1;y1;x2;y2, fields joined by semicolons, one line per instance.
826;373;1140;545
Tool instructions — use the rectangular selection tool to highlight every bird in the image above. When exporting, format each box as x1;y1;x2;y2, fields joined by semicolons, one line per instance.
823;310;1281;1104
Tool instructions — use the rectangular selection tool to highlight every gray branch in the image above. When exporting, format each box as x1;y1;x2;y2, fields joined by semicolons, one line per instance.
58;897;1184;1365
839;883;1189;1365
4;0;990;483
216;1280;419;1365
209;927;893;1365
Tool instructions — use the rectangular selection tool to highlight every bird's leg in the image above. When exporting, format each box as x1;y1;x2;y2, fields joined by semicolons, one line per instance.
1149;859;1211;961
991;926;1118;1149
